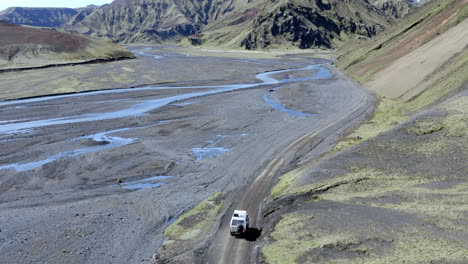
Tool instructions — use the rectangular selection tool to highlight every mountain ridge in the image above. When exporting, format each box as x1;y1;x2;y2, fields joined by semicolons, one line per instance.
0;0;420;49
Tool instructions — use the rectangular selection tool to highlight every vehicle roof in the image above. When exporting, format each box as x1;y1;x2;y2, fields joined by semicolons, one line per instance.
232;210;248;221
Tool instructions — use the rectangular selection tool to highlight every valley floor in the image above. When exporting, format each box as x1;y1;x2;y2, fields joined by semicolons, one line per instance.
0;46;374;263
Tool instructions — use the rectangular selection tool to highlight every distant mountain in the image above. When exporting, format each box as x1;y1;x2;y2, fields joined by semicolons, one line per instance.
0;0;427;49
0;7;78;27
69;0;418;49
67;0;205;43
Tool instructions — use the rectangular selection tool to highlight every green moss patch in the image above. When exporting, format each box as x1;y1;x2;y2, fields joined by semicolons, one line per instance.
271;167;307;199
156;192;224;261
164;192;223;240
334;98;406;152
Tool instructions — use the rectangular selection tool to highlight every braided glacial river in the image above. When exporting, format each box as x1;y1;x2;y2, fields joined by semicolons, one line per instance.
0;64;331;172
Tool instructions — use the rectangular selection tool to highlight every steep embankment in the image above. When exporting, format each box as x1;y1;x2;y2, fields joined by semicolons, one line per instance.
260;1;467;263
0;22;135;71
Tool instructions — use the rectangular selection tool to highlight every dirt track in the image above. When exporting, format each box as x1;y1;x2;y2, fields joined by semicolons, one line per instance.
207;68;374;264
0;47;374;263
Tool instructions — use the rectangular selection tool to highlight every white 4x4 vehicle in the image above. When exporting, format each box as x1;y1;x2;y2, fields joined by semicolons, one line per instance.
229;210;249;236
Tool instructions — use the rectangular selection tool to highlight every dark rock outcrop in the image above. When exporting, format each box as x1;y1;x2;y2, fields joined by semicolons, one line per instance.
241;0;390;50
369;0;415;19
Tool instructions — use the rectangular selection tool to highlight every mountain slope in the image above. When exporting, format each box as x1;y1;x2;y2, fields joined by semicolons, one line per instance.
67;0;416;49
64;5;100;27
0;22;135;70
237;0;392;49
68;0;219;43
337;0;467;106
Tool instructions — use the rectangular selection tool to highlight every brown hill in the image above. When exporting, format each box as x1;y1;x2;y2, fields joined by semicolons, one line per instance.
0;21;134;70
0;22;86;52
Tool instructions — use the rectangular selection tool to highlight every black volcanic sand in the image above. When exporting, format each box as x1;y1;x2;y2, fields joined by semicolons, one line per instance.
0;47;375;263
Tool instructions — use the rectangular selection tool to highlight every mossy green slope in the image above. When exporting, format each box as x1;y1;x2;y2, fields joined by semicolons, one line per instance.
263;95;468;264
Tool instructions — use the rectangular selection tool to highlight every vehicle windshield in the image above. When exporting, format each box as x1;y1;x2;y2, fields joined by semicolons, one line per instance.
232;220;244;226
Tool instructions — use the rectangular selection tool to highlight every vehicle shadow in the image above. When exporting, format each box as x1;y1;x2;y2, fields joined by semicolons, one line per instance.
243;227;262;241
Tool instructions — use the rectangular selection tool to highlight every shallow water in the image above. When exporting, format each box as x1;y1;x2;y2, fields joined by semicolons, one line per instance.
122;182;166;190
0;128;135;172
263;92;312;117
192;147;230;162
263;64;332;117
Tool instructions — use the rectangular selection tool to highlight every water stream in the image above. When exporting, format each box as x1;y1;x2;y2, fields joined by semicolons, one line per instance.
262;64;333;117
0;128;136;172
0;64;331;134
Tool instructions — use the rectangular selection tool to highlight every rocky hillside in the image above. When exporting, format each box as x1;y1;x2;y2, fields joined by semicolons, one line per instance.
0;21;135;71
64;5;100;27
369;0;415;19
66;0;418;49
0;7;79;27
67;0;260;44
